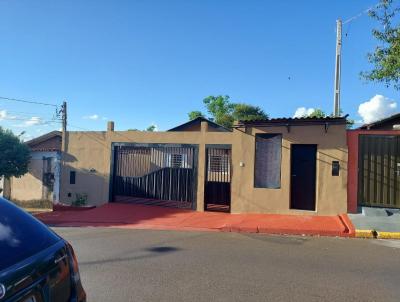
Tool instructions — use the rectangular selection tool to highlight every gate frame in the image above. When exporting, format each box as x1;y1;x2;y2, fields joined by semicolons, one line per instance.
108;142;199;210
204;144;232;212
347;130;400;213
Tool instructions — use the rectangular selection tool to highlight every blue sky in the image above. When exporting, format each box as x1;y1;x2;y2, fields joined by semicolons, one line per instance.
0;0;398;139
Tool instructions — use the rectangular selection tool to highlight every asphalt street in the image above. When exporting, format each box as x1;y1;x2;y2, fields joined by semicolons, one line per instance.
54;227;400;302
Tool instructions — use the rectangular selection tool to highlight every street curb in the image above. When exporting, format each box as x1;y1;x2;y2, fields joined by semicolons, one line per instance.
377;231;400;240
355;229;400;240
355;229;376;239
338;214;356;237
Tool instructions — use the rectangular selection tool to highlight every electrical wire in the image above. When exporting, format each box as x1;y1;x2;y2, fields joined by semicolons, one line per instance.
67;123;112;149
0;96;58;107
343;2;380;25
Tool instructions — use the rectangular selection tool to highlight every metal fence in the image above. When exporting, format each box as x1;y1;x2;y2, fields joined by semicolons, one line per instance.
112;144;198;208
358;135;400;208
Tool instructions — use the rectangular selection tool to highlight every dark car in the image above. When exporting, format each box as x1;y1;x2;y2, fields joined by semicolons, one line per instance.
0;197;86;302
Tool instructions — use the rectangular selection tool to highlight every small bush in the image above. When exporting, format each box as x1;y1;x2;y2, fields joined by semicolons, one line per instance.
72;193;88;207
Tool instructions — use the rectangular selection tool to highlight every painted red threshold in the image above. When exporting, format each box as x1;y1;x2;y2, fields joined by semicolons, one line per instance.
37;203;352;238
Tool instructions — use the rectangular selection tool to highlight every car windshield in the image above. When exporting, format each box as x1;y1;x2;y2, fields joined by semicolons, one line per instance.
0;198;60;270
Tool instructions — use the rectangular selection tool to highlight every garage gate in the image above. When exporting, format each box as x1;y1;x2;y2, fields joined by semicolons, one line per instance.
358;135;400;208
111;143;198;209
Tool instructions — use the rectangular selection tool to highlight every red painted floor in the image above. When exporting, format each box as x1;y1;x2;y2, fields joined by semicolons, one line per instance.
35;203;355;237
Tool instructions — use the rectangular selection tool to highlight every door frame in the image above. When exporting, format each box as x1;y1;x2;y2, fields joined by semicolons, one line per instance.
290;144;317;211
204;144;232;212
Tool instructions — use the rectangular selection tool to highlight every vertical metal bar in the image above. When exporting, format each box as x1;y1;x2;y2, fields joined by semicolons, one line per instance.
358;136;364;205
379;137;384;205
388;138;393;205
396;136;400;207
366;137;371;203
373;137;378;204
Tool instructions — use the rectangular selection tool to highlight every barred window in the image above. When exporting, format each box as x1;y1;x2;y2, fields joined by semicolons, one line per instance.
170;154;183;168
209;155;229;172
254;134;282;188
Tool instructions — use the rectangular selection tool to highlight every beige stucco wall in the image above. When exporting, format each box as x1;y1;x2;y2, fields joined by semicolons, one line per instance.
230;125;348;215
11;158;44;201
10;151;60;202
60;122;348;215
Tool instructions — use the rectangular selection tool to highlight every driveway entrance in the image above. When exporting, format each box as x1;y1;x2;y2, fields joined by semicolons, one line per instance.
111;143;198;209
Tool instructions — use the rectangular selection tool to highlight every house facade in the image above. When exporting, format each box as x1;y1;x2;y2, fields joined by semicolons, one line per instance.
59;117;348;215
8;131;62;203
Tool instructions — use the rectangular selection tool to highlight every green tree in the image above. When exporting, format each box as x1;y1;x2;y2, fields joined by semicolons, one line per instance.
0;127;30;178
362;0;400;89
189;95;268;128
308;109;327;118
145;125;156;132
188;111;205;120
203;95;235;127
298;108;354;128
232;103;268;121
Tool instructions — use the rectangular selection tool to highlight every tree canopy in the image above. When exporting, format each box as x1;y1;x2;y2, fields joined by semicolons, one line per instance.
188;95;268;128
306;109;327;118
145;125;156;132
362;0;400;89
0;127;30;178
297;108;355;128
188;111;205;120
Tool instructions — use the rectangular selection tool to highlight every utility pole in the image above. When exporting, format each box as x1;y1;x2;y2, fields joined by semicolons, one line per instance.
333;19;342;117
61;101;67;132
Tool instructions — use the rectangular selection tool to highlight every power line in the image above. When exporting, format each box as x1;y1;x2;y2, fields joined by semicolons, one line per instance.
0;117;61;124
0;96;58;107
343;2;380;25
68;123;112;149
0;109;55;117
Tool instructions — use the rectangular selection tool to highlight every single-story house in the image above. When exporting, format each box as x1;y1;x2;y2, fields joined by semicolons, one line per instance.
347;113;400;213
7;131;62;203
59;116;348;215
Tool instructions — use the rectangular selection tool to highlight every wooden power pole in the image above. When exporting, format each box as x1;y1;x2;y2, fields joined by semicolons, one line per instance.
61;101;67;132
333;19;342;117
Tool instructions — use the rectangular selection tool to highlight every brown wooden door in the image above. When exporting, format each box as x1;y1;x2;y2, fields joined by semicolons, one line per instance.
290;144;317;211
358;135;400;208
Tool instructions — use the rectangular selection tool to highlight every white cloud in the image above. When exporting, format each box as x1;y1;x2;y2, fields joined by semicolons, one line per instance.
0;110;16;121
24;116;45;126
0;110;6;120
83;114;100;120
358;95;398;124
293;107;315;118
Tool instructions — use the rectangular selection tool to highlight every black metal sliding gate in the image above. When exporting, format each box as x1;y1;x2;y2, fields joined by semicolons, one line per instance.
112;144;198;209
204;146;232;212
358;135;400;208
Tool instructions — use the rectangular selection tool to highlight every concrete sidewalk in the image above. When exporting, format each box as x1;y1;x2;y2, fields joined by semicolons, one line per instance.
349;207;400;239
35;203;355;237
